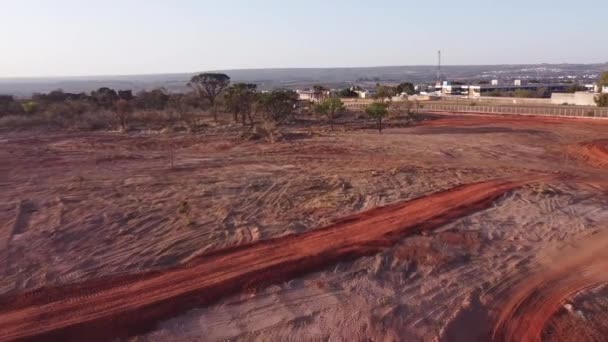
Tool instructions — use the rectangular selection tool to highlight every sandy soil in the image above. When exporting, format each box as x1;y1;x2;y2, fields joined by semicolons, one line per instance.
1;113;608;341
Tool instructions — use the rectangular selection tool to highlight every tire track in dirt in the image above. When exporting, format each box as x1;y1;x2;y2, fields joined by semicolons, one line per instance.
572;139;608;169
0;176;550;341
491;230;608;342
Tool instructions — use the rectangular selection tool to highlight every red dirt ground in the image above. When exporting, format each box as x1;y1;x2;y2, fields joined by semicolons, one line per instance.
491;230;608;342
2;113;608;341
0;177;548;341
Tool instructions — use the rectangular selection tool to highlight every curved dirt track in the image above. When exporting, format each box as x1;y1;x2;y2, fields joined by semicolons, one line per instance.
491;231;608;342
0;177;547;341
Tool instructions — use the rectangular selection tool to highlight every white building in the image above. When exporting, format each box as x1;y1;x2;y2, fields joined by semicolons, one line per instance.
355;89;376;99
603;86;608;94
296;89;329;102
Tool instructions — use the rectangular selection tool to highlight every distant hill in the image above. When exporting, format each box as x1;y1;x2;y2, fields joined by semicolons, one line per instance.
1;63;606;97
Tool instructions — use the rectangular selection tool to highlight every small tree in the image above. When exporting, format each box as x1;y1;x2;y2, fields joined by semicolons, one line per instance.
396;82;415;95
224;83;258;126
337;88;358;98
596;93;608;107
188;73;231;122
256;90;299;124
91;87;119;109
597;71;608;90
366;102;389;133
312;85;329;102
114;99;133;131
134;88;170;110
314;97;344;130
375;85;396;102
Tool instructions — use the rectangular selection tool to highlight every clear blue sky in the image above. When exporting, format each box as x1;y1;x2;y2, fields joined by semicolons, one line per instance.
1;0;606;77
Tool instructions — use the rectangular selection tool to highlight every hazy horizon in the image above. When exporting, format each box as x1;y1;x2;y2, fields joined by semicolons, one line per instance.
2;0;607;78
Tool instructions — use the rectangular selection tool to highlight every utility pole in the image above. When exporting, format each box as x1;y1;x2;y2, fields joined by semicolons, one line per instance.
436;50;442;84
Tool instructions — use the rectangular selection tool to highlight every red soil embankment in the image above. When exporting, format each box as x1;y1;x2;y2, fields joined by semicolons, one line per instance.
0;177;544;341
575;139;608;168
491;231;608;342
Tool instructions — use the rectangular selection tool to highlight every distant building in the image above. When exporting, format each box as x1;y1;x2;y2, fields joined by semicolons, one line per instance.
603;86;608;94
354;89;376;99
491;79;499;86
438;82;573;98
296;89;329;102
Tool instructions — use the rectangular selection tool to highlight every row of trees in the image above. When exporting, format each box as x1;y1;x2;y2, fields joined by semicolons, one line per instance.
1;72;421;132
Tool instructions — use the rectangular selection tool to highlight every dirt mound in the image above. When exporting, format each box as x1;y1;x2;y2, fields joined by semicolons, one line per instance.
491;230;608;342
574;139;608;168
0;177;544;341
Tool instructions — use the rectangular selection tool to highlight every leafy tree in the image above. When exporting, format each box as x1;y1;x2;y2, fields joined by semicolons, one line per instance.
167;94;199;132
0;95;23;116
366;102;389;133
596;93;608;107
134;88;170;110
312;85;329;102
224;83;258;126
314;97;344;130
337;88;358;98
395;82;415;95
188;73;231;122
118;90;134;101
375;85;396;102
597;71;608;89
256;90;299;123
91;87;119;109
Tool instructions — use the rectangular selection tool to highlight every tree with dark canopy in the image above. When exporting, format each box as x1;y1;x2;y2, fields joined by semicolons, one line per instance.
134;88;170;110
396;82;415;95
256;90;299;123
91;87;119;109
188;73;231;122
224;83;258;126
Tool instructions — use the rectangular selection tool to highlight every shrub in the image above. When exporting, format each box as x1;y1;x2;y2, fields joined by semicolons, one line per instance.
596;94;608;107
0;115;45;129
366;102;389;133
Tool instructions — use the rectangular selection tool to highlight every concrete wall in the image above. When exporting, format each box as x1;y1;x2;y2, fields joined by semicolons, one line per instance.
462;96;551;105
551;92;597;106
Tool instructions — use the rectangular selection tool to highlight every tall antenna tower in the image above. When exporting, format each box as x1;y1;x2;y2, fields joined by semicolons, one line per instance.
436;50;442;84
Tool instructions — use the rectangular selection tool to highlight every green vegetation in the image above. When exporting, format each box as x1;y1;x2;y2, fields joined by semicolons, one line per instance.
375;85;396;102
188;73;231;122
256;90;299;123
224;83;258;126
596;94;608;107
395;82;415;95
598;72;608;89
314;97;345;130
366;102;389;133
337;88;358;98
